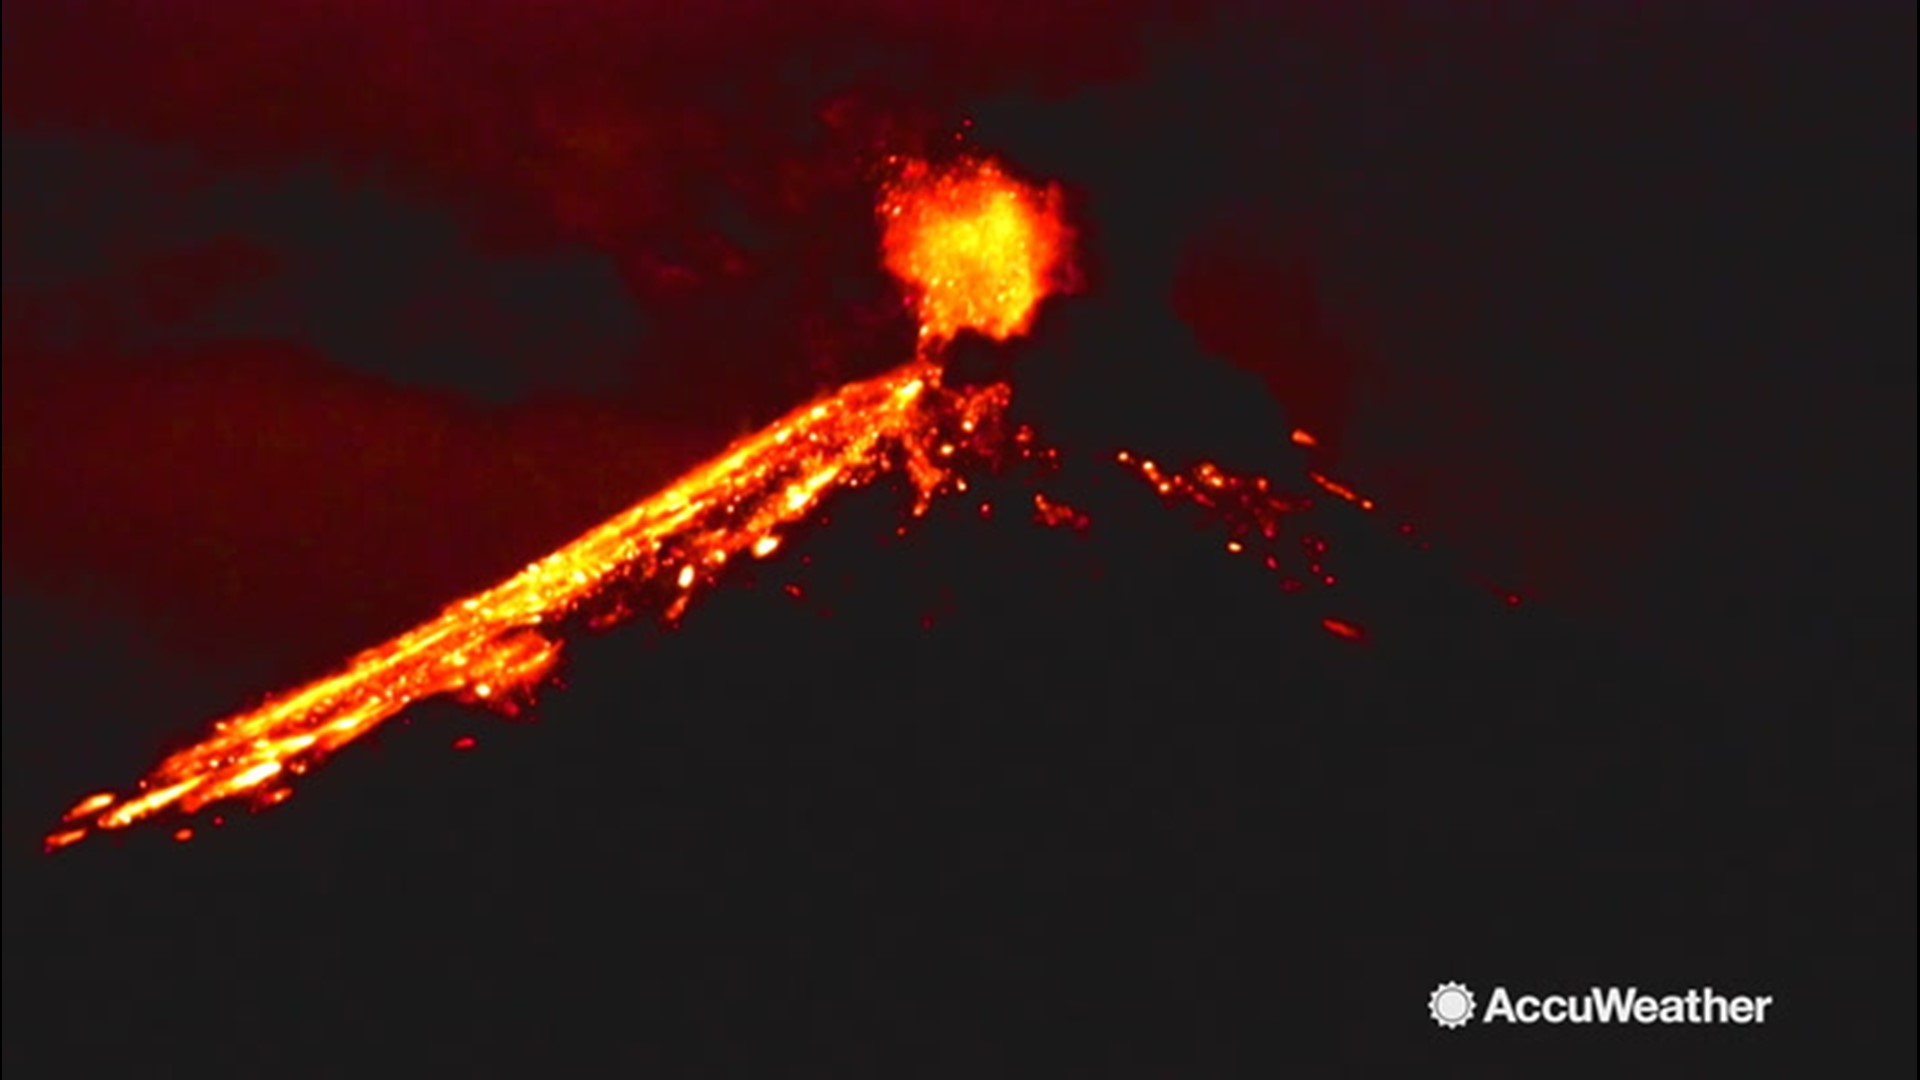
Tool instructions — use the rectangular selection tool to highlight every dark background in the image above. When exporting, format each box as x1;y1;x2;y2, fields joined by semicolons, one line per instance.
4;1;1913;1073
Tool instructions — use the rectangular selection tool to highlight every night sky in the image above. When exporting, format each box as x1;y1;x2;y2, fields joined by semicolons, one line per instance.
3;1;1913;1073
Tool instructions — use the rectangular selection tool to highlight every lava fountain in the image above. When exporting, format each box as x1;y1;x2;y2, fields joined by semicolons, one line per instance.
880;154;1075;348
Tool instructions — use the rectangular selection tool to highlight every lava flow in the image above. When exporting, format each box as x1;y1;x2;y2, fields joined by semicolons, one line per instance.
44;366;1019;851
48;154;1065;851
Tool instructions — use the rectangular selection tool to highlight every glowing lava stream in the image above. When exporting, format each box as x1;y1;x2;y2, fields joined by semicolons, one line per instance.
49;152;1073;850
49;365;1013;849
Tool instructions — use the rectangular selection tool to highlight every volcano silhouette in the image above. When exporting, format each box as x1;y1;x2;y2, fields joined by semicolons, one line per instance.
7;307;1827;1076
7;0;1911;1069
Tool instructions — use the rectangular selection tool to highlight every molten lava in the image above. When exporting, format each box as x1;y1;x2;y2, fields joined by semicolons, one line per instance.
880;155;1074;347
47;147;1444;852
48;366;1013;849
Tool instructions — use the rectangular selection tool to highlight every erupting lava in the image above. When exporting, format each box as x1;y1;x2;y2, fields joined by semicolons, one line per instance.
46;151;1414;852
880;155;1073;346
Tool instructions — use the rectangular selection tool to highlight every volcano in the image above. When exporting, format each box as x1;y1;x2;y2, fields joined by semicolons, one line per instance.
4;4;1913;1076
4;294;1864;1075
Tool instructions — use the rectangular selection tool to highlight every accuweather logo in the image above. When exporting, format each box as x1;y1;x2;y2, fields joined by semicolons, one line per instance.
1428;983;1775;1028
1429;983;1477;1028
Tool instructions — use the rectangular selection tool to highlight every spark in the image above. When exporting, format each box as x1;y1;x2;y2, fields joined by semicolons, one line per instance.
1321;617;1366;641
1032;492;1089;531
1310;472;1375;512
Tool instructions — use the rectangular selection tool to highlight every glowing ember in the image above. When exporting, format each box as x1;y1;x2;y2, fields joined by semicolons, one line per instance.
45;828;87;852
1032;492;1089;531
880;155;1074;347
1309;472;1375;512
1321;617;1366;642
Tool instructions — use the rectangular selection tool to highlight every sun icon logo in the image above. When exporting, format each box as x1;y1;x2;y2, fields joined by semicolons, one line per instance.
1429;982;1476;1028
